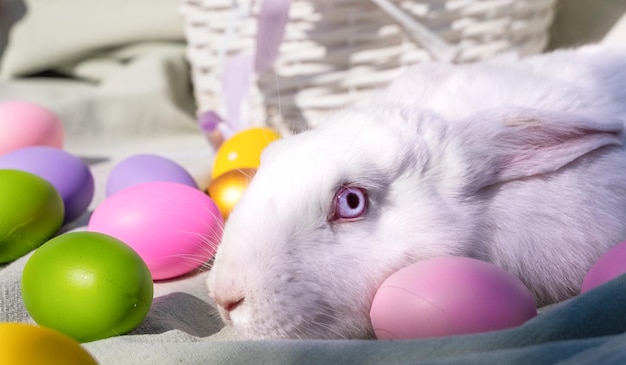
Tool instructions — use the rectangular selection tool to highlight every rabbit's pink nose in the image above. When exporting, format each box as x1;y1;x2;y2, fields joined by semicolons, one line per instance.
213;293;245;312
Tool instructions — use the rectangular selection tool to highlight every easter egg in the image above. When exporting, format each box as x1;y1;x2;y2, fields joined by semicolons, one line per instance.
0;101;63;154
21;231;153;343
0;146;94;223
0;169;64;263
0;323;97;365
370;256;537;339
211;127;280;179
208;168;257;219
581;240;626;293
106;154;198;196
88;181;224;280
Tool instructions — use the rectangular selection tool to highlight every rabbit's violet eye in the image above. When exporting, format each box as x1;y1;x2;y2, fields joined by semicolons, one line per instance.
331;186;368;222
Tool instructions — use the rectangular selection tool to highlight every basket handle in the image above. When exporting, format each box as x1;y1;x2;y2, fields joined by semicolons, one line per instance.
369;0;458;62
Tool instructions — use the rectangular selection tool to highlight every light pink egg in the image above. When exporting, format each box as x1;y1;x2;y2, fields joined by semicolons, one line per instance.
0;101;63;154
370;256;537;339
88;182;223;280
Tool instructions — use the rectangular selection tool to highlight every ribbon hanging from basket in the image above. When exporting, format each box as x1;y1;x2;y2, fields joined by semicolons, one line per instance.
198;0;291;149
198;0;458;150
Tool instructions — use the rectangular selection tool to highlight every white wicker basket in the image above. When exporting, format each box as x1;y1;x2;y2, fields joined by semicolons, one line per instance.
181;0;557;135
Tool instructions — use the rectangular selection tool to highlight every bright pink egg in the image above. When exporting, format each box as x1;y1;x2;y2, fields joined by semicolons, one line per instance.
88;182;223;280
370;256;536;339
0;101;63;154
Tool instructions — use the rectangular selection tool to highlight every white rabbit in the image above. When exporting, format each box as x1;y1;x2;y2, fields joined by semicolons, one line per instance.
207;44;626;339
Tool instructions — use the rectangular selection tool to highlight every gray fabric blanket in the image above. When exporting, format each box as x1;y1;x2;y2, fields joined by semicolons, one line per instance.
3;1;626;364
4;250;626;364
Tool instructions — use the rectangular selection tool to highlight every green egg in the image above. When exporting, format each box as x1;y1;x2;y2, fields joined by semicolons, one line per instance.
0;169;64;263
21;231;154;343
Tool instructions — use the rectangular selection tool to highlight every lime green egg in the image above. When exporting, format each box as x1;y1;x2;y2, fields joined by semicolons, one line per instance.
21;231;154;342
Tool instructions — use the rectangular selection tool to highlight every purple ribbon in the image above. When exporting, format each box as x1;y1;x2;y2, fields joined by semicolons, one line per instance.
201;0;291;148
255;0;292;73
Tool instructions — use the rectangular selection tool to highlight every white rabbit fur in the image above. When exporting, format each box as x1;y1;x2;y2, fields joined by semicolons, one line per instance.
207;44;626;339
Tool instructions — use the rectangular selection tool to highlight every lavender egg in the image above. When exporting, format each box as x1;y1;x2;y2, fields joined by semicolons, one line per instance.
106;154;198;196
0;147;94;223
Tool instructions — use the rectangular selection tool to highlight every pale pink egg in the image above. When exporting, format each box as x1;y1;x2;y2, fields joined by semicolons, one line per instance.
370;256;537;339
0;101;63;154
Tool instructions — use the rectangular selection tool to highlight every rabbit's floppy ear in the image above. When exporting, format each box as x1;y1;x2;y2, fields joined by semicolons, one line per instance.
456;107;623;190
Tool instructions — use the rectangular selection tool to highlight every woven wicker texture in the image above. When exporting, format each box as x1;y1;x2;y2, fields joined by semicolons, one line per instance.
181;0;556;133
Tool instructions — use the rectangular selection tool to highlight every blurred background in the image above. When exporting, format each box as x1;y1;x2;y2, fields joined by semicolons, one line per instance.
1;0;626;139
550;0;626;47
0;0;625;194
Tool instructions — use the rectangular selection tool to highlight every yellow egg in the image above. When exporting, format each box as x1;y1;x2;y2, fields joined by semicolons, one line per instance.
208;168;257;219
0;323;98;365
211;127;280;179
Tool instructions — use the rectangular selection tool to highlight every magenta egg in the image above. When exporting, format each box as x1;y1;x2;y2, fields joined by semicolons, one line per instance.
0;101;63;154
0;146;94;223
370;256;537;339
106;154;198;197
88;182;223;280
581;240;626;293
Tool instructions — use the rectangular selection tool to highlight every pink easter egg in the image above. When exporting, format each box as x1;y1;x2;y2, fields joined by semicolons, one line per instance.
581;240;626;293
370;256;537;339
88;182;223;280
0;101;63;154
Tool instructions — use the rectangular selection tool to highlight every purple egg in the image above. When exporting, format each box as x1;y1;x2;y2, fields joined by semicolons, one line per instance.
106;154;198;196
0;146;95;223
